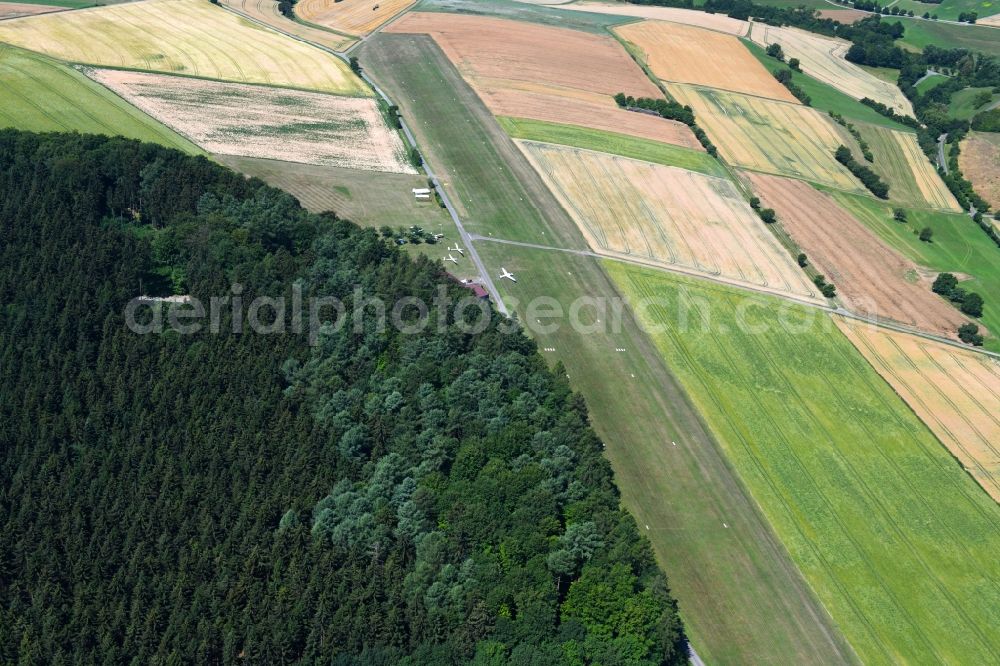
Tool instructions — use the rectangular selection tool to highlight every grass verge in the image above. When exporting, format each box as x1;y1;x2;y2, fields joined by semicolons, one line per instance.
497;116;728;177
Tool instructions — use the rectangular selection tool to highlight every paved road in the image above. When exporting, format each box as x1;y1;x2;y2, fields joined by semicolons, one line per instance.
689;643;706;666
937;133;949;174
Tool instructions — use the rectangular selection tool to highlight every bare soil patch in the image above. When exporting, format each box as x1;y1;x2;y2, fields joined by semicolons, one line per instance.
386;12;700;149
89;69;414;173
746;171;970;337
816;9;868;24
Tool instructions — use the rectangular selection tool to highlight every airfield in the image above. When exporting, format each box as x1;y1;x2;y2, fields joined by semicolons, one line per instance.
2;0;1000;662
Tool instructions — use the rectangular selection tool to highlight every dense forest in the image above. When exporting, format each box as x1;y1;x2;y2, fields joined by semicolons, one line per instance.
0;130;687;664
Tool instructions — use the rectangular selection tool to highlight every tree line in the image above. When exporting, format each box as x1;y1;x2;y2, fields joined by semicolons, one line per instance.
0;130;689;665
835;145;890;198
614;93;718;156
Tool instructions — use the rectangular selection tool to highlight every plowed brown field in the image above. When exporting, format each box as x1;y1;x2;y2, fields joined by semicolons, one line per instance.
836;317;1000;503
746;171;969;336
386;12;700;149
616;20;798;103
960;131;1000;210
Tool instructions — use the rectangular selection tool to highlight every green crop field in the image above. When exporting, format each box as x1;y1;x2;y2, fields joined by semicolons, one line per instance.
742;39;914;131
413;0;636;33
356;34;584;248
476;243;858;665
497;116;729;178
0;46;201;153
896;17;1000;56
915;72;950;94
892;0;998;22
858;64;902;84
830;190;1000;349
853;121;960;210
949;86;1000;120
607;262;1000;666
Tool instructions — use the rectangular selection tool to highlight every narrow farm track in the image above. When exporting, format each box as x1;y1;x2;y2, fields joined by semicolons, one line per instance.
471;233;1000;362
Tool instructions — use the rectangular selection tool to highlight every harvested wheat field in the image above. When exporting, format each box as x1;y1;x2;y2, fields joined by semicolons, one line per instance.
960;132;1000;210
88;69;414;172
219;0;355;51
747;171;968;335
520;140;820;301
295;0;412;36
560;2;749;35
0;0;367;95
668;83;862;190
0;2;62;19
836;317;1000;502
858;123;961;211
616;20;798;102
387;12;700;149
749;22;913;116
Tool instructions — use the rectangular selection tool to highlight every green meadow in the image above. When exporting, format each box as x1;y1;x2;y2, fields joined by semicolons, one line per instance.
607;262;1000;666
497;116;729;177
0;46;201;154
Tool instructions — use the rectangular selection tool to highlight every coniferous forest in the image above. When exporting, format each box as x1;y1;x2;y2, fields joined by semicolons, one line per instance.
0;130;687;664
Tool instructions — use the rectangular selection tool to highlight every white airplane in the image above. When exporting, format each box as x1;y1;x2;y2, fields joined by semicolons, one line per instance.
449;244;465;255
444;254;459;265
499;268;517;283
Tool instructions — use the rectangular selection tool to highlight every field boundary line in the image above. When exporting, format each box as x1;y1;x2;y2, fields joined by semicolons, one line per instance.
472;234;1000;362
810;321;1000;659
882;335;1000;498
217;0;355;52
